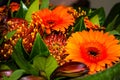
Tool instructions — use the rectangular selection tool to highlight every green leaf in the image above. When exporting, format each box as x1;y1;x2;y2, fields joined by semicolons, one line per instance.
0;38;4;45
29;0;35;5
0;64;10;70
12;39;39;76
15;1;28;18
3;76;9;80
40;0;49;9
89;7;106;26
74;17;86;32
8;69;25;80
70;62;120;80
33;55;58;80
109;30;120;35
5;30;16;40
106;15;119;31
116;24;120;33
25;0;39;23
0;59;18;70
30;33;50;59
90;15;100;26
7;0;10;7
104;2;120;27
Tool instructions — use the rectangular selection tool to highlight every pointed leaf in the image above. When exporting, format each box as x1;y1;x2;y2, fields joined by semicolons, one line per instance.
5;30;16;40
33;55;58;80
0;64;10;70
104;2;120;27
15;1;28;18
40;0;49;9
109;30;120;35
106;15;119;31
12;39;38;76
0;38;4;45
90;15;100;26
116;24;120;33
7;0;10;7
30;33;50;59
8;69;25;80
25;0;39;23
89;7;105;26
74;17;86;32
45;56;58;80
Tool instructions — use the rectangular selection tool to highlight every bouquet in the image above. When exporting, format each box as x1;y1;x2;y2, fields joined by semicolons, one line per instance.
0;0;120;80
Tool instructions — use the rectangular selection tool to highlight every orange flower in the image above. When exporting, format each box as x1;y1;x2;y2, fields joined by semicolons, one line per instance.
0;18;28;60
65;30;120;74
9;2;20;12
32;5;75;34
44;32;68;65
84;17;99;29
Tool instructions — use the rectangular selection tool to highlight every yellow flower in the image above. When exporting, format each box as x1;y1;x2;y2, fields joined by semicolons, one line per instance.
65;30;120;74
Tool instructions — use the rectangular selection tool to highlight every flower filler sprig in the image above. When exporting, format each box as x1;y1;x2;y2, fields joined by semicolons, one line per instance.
0;0;120;80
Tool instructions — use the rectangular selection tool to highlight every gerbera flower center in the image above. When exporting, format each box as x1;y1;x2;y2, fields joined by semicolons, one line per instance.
88;47;99;56
47;20;55;25
80;42;107;63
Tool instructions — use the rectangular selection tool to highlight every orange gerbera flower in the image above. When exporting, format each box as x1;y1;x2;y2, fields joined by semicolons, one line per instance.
65;30;120;74
32;5;75;34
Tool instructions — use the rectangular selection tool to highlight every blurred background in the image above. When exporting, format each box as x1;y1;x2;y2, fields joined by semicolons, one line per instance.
50;0;120;15
0;0;120;16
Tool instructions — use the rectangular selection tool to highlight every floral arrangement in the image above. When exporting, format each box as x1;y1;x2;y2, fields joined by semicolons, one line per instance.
0;0;120;80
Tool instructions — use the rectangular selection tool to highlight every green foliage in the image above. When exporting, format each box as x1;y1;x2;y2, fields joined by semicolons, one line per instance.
15;1;28;18
89;7;106;26
25;0;39;23
106;15;119;31
30;33;50;59
3;69;25;80
40;0;49;9
12;39;39;76
90;15;100;26
74;17;86;32
0;38;4;45
7;0;10;7
104;2;120;27
116;24;120;33
33;55;58;80
0;64;10;70
5;30;16;40
109;30;120;36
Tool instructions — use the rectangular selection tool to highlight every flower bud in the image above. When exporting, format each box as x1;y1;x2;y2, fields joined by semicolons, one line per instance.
50;61;89;79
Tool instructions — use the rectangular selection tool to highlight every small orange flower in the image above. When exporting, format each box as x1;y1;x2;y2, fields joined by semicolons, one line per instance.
65;30;120;74
44;32;68;65
84;17;99;29
0;18;28;60
9;2;20;12
32;5;75;34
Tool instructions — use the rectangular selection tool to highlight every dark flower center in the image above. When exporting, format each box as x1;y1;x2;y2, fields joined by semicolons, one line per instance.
89;51;98;56
87;47;99;56
47;20;55;25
